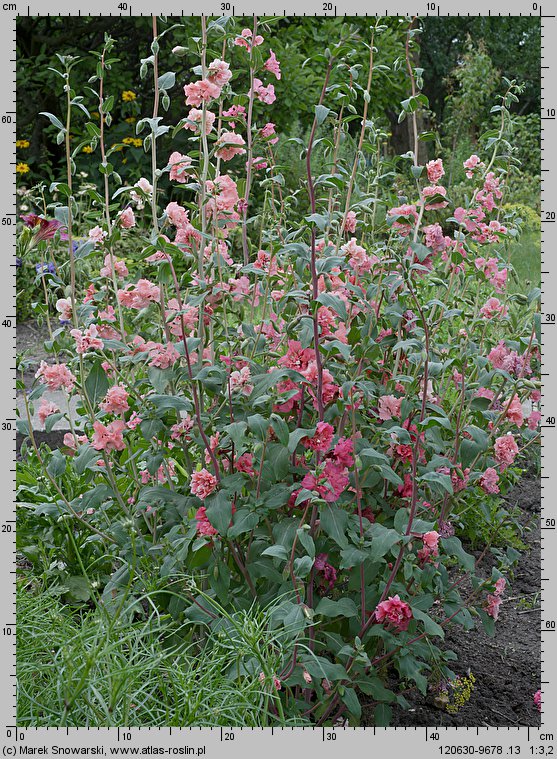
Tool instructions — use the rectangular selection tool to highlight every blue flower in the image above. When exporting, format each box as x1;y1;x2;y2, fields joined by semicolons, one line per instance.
35;262;56;275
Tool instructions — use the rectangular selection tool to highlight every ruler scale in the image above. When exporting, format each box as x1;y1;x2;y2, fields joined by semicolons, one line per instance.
5;1;554;755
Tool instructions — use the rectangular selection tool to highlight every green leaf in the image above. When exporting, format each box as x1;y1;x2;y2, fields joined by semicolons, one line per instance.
40;111;65;131
478;609;496;637
315;104;330;125
227;509;259;538
247;414;269;440
288;426;315;453
374;703;392;726
158;71;176;90
204;491;232;536
223;421;248;450
74;445;100;475
270;414;290;446
409;241;432;262
341;687;361;719
412;607;445;638
293;555;313;577
64;576;91;602
339;546;368;569
356;677;396;702
149;394;190;412
315;597;358;618
368;523;401;561
84;360;109;406
419;471;453;495
47;449;66;479
320;504;349;548
296;528;315;559
316;292;347;320
442;536;475;572
261;545;289;561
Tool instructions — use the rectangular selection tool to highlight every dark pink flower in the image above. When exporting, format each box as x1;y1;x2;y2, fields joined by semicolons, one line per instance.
375;595;413;631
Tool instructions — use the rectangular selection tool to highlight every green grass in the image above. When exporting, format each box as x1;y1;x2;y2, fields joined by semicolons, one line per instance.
508;230;541;294
17;585;309;727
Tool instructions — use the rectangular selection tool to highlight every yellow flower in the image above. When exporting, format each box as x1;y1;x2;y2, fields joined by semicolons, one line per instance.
16;162;30;174
82;145;93;154
122;90;137;102
125;116;137;124
16;139;30;149
122;137;142;148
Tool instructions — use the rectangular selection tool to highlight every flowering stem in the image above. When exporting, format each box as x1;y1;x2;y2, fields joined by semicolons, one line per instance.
306;58;334;424
167;260;220;480
241;15;258;267
341;32;374;232
151;16;160;234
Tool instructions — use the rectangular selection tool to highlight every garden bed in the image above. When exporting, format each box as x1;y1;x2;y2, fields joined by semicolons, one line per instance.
379;468;541;727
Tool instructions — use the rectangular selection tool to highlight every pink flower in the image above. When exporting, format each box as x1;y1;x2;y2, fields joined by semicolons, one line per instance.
183;79;221;107
387;204;419;236
463;154;483;178
331;437;354;468
527;410;542;430
252;78;276;104
100;384;129;414
260;122;278;143
170;415;194;440
165;201;189;228
70;324;104;354
494;434;519;469
88;225;107;245
494;577;506;596
534;690;542;713
92;419;126;452
302;669;312;684
302;422;334;452
118;207;136;229
229;366;254;396
264;49;281;79
55;298;73;322
127;412;142;430
135;177;153;195
35;361;76;392
195;506;219;537
423;222;449;253
341;237;373;274
234;28;264;50
207;58;232;87
168;151;193;183
375;595;413;632
480;467;500;494
506;394;524;428
100;253;128;279
184;108;215;135
485;593;502;620
314;553;337;591
480;297;508;320
426;158;444;184
344;210;357;233
117;279;160;309
422;184;448;210
235;453;254;475
146;342;180;369
377;395;402;421
215;131;246;161
38;399;60;425
190;468;218;500
422;531;440;552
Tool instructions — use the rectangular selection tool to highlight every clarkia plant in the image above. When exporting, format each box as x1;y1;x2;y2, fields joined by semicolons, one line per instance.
18;16;540;726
